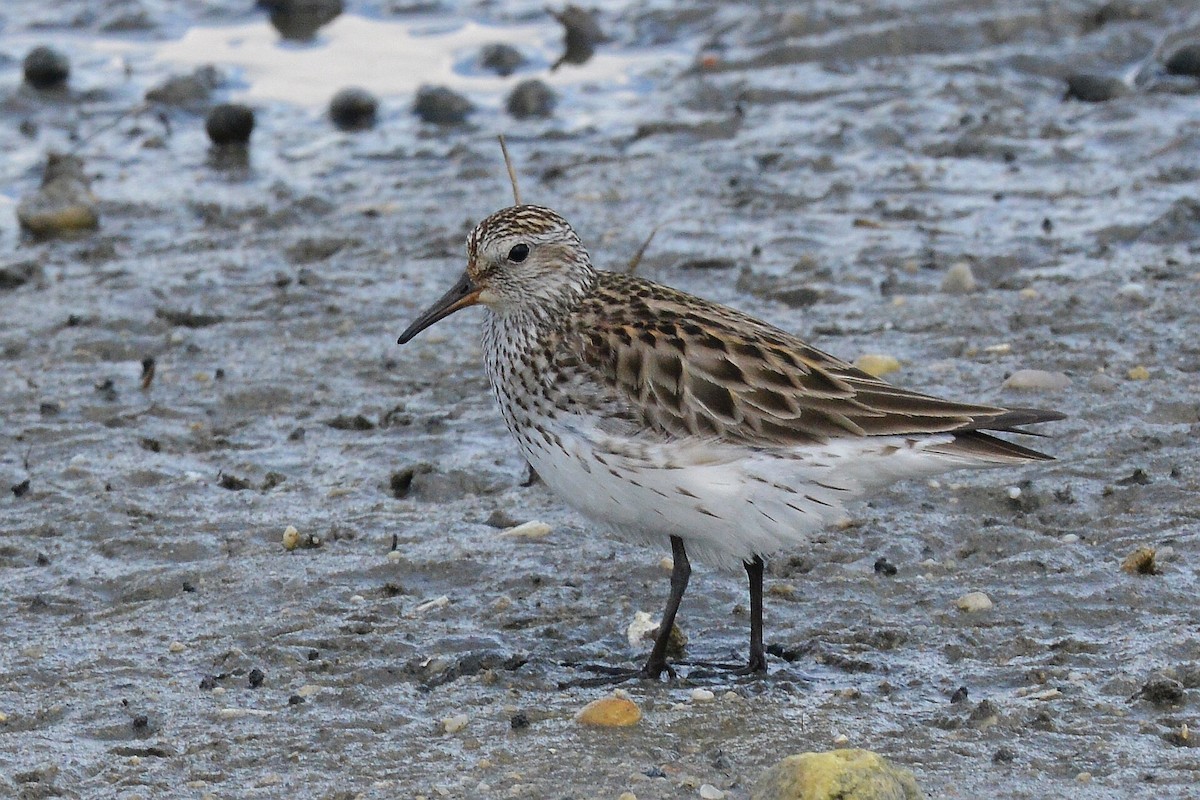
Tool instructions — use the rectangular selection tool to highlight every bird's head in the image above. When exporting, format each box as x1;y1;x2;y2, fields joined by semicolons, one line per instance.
398;204;594;344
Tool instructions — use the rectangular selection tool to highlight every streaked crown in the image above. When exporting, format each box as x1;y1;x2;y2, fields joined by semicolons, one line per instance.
467;205;595;313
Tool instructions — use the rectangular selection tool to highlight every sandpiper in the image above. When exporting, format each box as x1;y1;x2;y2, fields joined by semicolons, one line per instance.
398;204;1063;682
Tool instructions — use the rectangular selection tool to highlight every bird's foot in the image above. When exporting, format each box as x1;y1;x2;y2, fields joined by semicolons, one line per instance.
557;659;676;688
678;652;769;681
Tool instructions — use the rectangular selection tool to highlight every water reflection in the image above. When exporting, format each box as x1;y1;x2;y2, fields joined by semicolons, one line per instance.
89;12;678;111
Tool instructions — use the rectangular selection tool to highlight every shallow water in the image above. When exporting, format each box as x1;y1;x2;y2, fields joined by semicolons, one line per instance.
1;1;1199;798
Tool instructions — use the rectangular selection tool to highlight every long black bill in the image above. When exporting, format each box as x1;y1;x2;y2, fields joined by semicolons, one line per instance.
397;272;480;344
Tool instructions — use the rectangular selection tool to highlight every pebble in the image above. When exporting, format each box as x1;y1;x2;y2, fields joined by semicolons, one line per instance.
17;153;100;237
413;85;473;125
442;713;469;733
1002;369;1071;392
1006;486;1022;500
1061;533;1079;544
940;262;977;293
699;785;725;800
480;43;525;76
507;79;557;119
168;641;187;653
618;793;637;800
1165;43;1200;78
263;0;343;41
550;5;605;69
626;611;659;648
575;693;641;727
690;688;715;703
853;354;901;377
955;591;993;613
145;66;221;108
1127;365;1150;381
329;87;378;131
1120;546;1157;576
282;525;301;551
1064;73;1129;102
499;520;552;540
750;749;922;800
23;46;70;90
412;595;450;615
205;103;255;146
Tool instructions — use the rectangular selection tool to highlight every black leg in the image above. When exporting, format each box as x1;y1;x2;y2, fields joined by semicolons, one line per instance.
558;535;690;687
640;535;690;679
744;555;767;673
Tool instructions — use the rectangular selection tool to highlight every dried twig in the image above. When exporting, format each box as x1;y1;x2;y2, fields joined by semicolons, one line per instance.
498;135;522;205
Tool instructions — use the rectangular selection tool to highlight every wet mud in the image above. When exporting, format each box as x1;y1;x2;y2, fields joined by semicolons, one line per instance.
1;1;1199;798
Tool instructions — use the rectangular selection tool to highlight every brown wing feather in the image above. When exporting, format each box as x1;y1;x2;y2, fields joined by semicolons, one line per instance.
564;272;1064;452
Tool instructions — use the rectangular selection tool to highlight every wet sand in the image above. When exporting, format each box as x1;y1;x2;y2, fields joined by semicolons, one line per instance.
1;1;1199;798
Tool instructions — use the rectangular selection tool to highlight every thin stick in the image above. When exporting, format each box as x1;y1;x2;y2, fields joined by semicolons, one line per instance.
498;135;522;205
626;218;678;274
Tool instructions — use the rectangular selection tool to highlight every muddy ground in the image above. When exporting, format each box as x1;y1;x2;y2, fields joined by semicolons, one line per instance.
1;1;1199;798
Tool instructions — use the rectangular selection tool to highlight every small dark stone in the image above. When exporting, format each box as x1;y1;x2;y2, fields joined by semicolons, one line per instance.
260;0;343;41
248;668;265;688
261;472;286;490
1116;467;1151;485
131;714;150;731
23;46;70;90
288;427;306;442
1064;73;1129;103
873;556;897;576
550;5;605;70
288;694;305;705
145;66;221;109
155;308;225;328
510;711;530;730
950;686;969;704
329;87;378;131
993;746;1017;763
214;368;225;380
39;401;61;416
95;378;117;402
36;552;50;566
413;85;473;125
140;437;161;453
327;414;375;431
205;103;255;146
1042;217;1053;233
1165;43;1200;78
182;580;196;592
11;479;30;498
967;699;1000;727
307;649;319;661
199;674;218;690
506;79;556;119
390;468;417;499
1138;677;1185;707
0;261;42;290
679;258;737;271
217;472;253;491
480;43;525;76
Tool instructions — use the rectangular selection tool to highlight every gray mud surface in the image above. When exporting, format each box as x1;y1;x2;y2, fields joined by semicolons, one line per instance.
2;1;1200;798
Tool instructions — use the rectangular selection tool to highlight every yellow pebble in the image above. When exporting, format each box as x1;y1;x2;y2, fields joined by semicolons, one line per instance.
576;694;641;727
1127;365;1150;381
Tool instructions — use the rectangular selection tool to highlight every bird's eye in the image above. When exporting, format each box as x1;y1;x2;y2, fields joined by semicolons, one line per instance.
507;243;530;263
